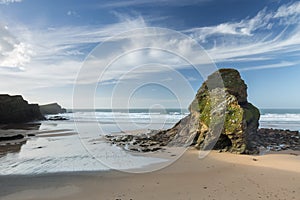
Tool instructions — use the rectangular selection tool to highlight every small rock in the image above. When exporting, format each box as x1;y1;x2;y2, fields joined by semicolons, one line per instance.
48;116;68;121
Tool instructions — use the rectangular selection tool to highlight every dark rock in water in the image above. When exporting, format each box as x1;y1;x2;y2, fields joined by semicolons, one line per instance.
0;94;45;124
48;116;69;121
39;103;66;115
105;133;164;152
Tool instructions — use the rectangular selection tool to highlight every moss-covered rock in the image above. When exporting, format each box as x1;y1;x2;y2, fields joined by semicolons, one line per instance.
173;68;260;154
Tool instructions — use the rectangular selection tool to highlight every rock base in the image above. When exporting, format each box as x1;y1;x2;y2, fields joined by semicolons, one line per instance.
105;128;300;154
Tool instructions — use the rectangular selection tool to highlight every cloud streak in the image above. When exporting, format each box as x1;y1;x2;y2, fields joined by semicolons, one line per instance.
0;0;22;5
99;0;211;8
184;1;300;70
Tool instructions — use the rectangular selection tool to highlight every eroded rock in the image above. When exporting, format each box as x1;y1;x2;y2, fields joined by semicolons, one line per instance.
173;68;260;154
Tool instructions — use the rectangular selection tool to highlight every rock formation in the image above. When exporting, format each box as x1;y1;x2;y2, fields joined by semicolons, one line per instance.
189;68;260;153
0;94;44;124
106;69;261;154
256;128;299;152
39;103;66;115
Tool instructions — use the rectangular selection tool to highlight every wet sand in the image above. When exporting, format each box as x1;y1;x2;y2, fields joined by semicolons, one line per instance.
0;149;299;200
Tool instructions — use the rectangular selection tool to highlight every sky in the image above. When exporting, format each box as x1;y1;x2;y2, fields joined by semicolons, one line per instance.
0;0;300;109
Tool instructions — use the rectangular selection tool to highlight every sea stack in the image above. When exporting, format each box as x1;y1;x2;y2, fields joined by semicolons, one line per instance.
152;68;260;154
188;68;260;153
106;68;261;154
0;94;45;123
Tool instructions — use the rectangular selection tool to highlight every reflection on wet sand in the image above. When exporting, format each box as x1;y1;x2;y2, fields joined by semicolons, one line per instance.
0;123;41;157
0;141;27;157
0;123;41;130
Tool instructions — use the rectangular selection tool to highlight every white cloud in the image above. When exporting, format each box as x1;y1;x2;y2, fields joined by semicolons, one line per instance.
1;42;33;67
0;26;33;68
4;16;147;64
0;16;149;95
184;1;300;69
274;1;300;18
67;10;80;17
0;0;22;5
100;0;211;8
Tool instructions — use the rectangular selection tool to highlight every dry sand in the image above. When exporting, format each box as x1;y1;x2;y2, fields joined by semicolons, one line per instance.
0;149;299;200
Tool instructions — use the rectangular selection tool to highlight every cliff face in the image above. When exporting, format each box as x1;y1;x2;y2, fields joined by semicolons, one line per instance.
0;95;45;124
39;103;66;115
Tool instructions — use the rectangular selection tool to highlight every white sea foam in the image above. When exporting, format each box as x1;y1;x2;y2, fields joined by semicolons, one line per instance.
260;113;300;122
51;111;186;124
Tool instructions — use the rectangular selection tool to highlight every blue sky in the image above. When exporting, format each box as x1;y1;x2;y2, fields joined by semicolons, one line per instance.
0;0;300;109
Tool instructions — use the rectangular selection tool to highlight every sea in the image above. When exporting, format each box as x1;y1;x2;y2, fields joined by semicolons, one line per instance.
0;108;299;175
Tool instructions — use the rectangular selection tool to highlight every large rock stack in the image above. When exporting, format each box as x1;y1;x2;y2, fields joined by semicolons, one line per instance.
106;69;261;154
0;94;44;124
189;68;260;153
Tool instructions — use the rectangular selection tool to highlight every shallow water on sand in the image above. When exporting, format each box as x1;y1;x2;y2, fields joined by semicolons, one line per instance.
1;109;299;175
0;114;182;175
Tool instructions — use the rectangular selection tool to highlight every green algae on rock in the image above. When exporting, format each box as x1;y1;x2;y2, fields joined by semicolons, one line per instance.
189;68;260;154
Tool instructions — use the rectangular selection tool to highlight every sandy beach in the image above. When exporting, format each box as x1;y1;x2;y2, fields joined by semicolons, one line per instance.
0;149;299;200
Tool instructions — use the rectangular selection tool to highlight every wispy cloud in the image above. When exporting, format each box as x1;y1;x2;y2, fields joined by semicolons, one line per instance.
99;0;211;8
0;0;22;5
274;1;300;18
4;16;147;64
239;61;296;71
185;8;273;40
0;15;150;96
184;1;300;70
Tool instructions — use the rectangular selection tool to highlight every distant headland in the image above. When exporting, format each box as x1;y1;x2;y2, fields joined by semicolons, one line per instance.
0;94;66;124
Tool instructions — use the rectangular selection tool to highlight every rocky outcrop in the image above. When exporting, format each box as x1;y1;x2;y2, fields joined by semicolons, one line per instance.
106;69;261;154
190;68;260;154
256;128;299;152
39;103;66;115
0;94;44;124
